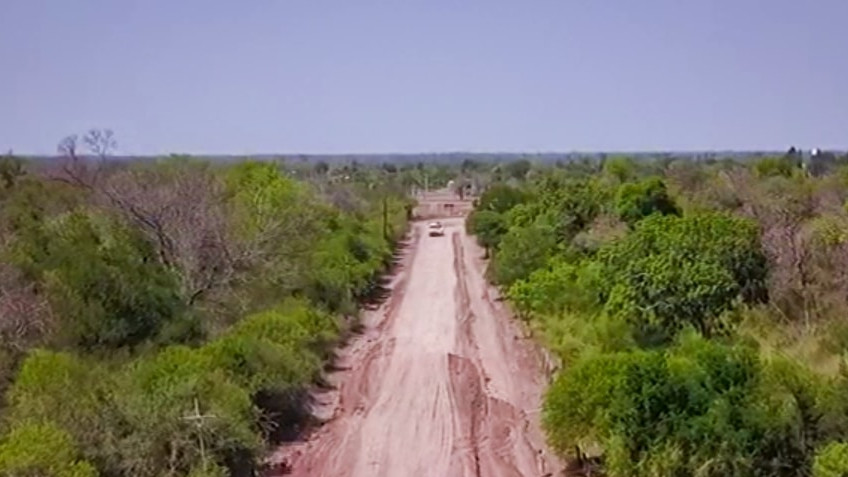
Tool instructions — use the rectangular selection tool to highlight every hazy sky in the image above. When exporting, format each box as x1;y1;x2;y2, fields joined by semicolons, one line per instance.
2;1;847;154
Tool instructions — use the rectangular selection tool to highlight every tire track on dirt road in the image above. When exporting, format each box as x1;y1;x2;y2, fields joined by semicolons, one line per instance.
272;217;559;476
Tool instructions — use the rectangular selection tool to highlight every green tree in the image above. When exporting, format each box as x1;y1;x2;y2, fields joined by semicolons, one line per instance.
595;213;767;341
307;208;397;312
529;174;605;239
0;174;83;240
461;158;481;173
8;211;182;349
466;210;507;257
614;177;679;226
475;183;526;214
0;153;25;191
493;218;557;285
599;212;768;305
504;159;532;180
224;299;339;378
602;156;637;183
313;160;330;176
223;161;325;313
604;253;739;340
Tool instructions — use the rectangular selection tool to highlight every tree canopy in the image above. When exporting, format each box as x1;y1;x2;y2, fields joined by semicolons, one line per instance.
0;142;414;476
468;153;848;476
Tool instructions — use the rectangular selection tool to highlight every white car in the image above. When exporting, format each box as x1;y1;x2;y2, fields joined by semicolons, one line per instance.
428;221;445;237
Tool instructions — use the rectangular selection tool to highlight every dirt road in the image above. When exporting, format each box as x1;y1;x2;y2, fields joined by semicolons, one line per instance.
273;213;559;476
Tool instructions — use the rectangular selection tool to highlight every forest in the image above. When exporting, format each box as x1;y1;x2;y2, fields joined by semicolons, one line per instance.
0;130;433;476
6;134;848;477
468;151;848;476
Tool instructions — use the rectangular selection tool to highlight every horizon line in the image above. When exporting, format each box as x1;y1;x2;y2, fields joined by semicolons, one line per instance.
10;148;840;159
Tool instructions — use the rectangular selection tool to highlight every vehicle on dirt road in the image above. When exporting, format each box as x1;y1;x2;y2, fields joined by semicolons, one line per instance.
428;221;444;236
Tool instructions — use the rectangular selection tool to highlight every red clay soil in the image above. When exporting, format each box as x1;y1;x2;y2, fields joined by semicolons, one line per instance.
270;214;560;477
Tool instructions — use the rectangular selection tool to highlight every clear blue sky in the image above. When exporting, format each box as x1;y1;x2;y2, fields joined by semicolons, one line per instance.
2;1;847;155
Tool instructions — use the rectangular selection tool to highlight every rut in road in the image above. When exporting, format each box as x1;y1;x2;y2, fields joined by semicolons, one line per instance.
273;218;559;477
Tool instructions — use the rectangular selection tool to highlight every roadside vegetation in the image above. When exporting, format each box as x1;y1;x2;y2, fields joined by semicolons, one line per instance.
469;151;848;476
0;131;414;476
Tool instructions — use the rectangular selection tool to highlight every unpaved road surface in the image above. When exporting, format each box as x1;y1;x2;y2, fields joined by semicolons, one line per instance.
272;213;559;476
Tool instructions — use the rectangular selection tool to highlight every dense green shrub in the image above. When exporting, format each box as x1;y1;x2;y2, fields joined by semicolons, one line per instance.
544;335;838;477
8;211;182;349
202;334;312;395
2;298;340;476
814;442;848;477
754;156;799;178
114;346;258;477
532;175;605;239
0;422;97;477
5;350;120;471
221;299;339;381
305;192;407;313
311;218;389;307
508;258;602;318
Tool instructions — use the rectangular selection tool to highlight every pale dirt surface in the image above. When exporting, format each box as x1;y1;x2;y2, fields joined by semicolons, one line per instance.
271;197;560;477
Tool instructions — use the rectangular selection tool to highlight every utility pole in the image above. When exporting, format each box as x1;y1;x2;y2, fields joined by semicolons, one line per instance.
382;194;389;240
183;398;217;470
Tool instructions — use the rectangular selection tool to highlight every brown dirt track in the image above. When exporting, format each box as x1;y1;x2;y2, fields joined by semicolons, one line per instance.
271;194;560;477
